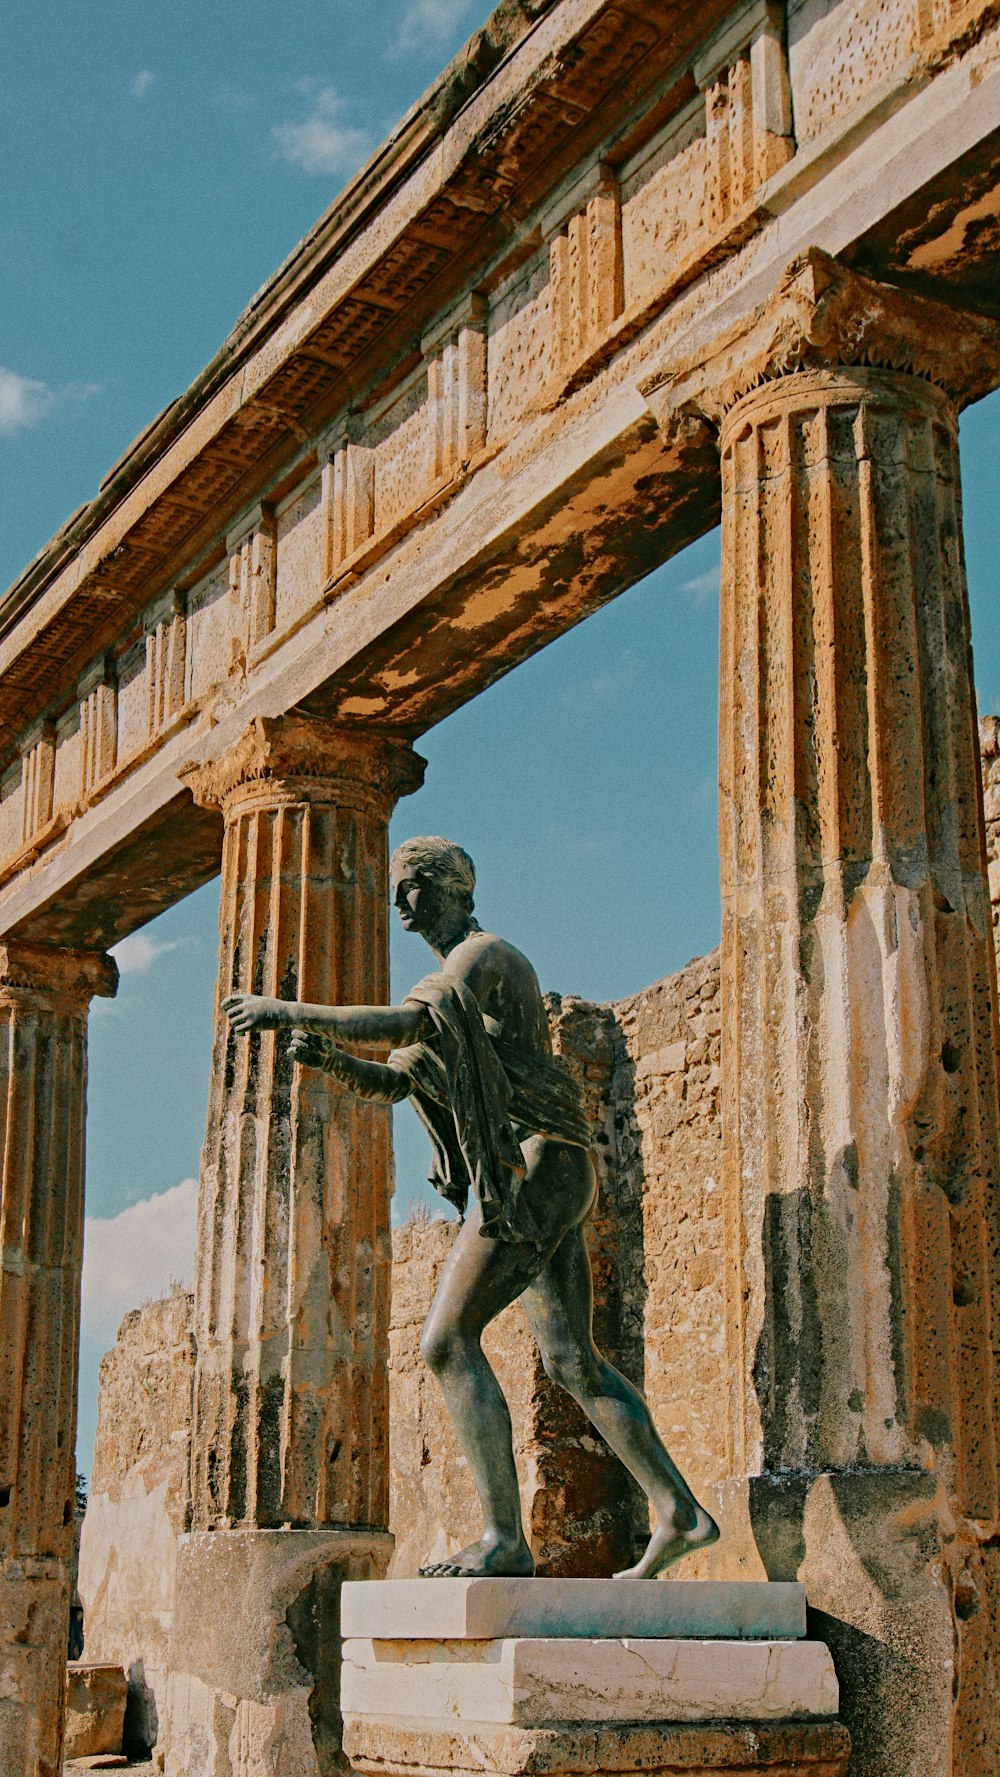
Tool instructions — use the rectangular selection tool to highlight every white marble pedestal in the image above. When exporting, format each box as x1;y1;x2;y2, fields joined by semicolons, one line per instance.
341;1579;850;1777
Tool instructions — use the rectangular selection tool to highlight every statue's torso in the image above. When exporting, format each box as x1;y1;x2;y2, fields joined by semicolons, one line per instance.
440;931;552;1056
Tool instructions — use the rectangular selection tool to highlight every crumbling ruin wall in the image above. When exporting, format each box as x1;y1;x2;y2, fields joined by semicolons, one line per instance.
609;949;726;1509
77;1291;194;1756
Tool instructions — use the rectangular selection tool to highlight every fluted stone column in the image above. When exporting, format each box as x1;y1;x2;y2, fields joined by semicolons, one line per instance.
0;941;117;1777
164;717;423;1777
645;250;1000;1776
718;364;1000;1506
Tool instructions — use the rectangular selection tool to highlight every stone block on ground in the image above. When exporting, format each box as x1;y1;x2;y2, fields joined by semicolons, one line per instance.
63;1666;127;1761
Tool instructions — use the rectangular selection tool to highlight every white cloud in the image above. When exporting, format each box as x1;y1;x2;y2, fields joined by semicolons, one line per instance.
131;69;155;100
111;932;190;976
273;85;372;177
81;1178;197;1349
0;367;101;438
0;368;54;435
391;0;474;57
680;564;720;606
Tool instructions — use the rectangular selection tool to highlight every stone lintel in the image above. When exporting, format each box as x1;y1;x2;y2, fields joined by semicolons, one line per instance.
343;1716;852;1777
641;247;1000;426
180;715;426;819
341;1578;806;1642
0;939;118;1007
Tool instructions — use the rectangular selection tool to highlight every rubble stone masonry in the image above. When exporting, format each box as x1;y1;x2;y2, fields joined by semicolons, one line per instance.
77;1291;194;1756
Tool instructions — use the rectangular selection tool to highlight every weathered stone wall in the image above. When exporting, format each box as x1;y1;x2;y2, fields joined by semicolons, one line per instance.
77;1291;194;1756
609;950;725;1509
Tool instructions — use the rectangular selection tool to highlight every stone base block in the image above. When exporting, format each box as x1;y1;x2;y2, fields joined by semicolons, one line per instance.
161;1526;392;1777
0;1556;71;1777
64;1666;128;1760
340;1580;806;1643
343;1716;852;1777
341;1637;838;1727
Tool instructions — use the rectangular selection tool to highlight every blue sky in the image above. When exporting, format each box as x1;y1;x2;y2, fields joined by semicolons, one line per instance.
2;2;998;1471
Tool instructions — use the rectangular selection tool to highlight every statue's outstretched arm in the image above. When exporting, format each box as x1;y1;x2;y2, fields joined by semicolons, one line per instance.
288;1030;411;1103
222;993;425;1046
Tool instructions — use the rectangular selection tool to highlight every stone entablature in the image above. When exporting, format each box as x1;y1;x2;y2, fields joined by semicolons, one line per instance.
1;0;999;949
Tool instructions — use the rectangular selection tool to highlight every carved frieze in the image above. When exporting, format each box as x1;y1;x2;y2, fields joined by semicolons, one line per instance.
548;168;624;384
18;720;56;846
422;292;489;484
77;654;118;798
145;591;188;735
319;425;376;581
226;505;277;653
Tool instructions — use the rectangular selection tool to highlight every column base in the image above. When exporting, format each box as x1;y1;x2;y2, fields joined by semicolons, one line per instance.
344;1715;850;1777
0;1556;70;1777
680;1470;1000;1777
161;1527;392;1777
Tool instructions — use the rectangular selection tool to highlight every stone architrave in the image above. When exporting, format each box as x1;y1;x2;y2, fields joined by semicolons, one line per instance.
164;717;423;1777
646;251;1000;1776
0;941;118;1777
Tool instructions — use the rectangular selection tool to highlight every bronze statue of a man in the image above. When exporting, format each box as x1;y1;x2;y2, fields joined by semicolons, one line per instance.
223;836;718;1579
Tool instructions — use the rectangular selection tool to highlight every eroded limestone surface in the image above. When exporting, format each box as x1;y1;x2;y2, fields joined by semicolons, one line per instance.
77;1292;193;1757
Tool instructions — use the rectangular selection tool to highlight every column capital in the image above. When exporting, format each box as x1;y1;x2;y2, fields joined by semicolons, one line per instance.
642;247;1000;428
180;716;426;820
0;938;118;1011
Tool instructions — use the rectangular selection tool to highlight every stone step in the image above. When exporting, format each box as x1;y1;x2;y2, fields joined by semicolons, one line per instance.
341;1635;839;1727
340;1578;806;1642
343;1716;853;1777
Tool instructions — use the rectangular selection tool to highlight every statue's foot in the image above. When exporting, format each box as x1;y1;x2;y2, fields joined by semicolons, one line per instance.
419;1534;535;1579
613;1504;719;1580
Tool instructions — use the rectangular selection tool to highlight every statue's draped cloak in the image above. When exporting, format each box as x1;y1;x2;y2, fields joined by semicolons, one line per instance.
389;973;591;1246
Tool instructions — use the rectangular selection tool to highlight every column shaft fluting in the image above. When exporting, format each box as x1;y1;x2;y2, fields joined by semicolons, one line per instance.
0;941;117;1777
719;368;1000;1508
184;719;423;1533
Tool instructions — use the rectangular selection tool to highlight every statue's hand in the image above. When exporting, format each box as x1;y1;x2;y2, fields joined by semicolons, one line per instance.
289;1029;353;1084
222;993;288;1033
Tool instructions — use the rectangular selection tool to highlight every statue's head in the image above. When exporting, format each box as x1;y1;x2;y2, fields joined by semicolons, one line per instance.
390;836;477;947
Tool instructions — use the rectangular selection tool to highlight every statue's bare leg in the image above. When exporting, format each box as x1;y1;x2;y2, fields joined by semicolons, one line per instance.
521;1200;719;1579
417;1137;596;1577
418;1202;546;1577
